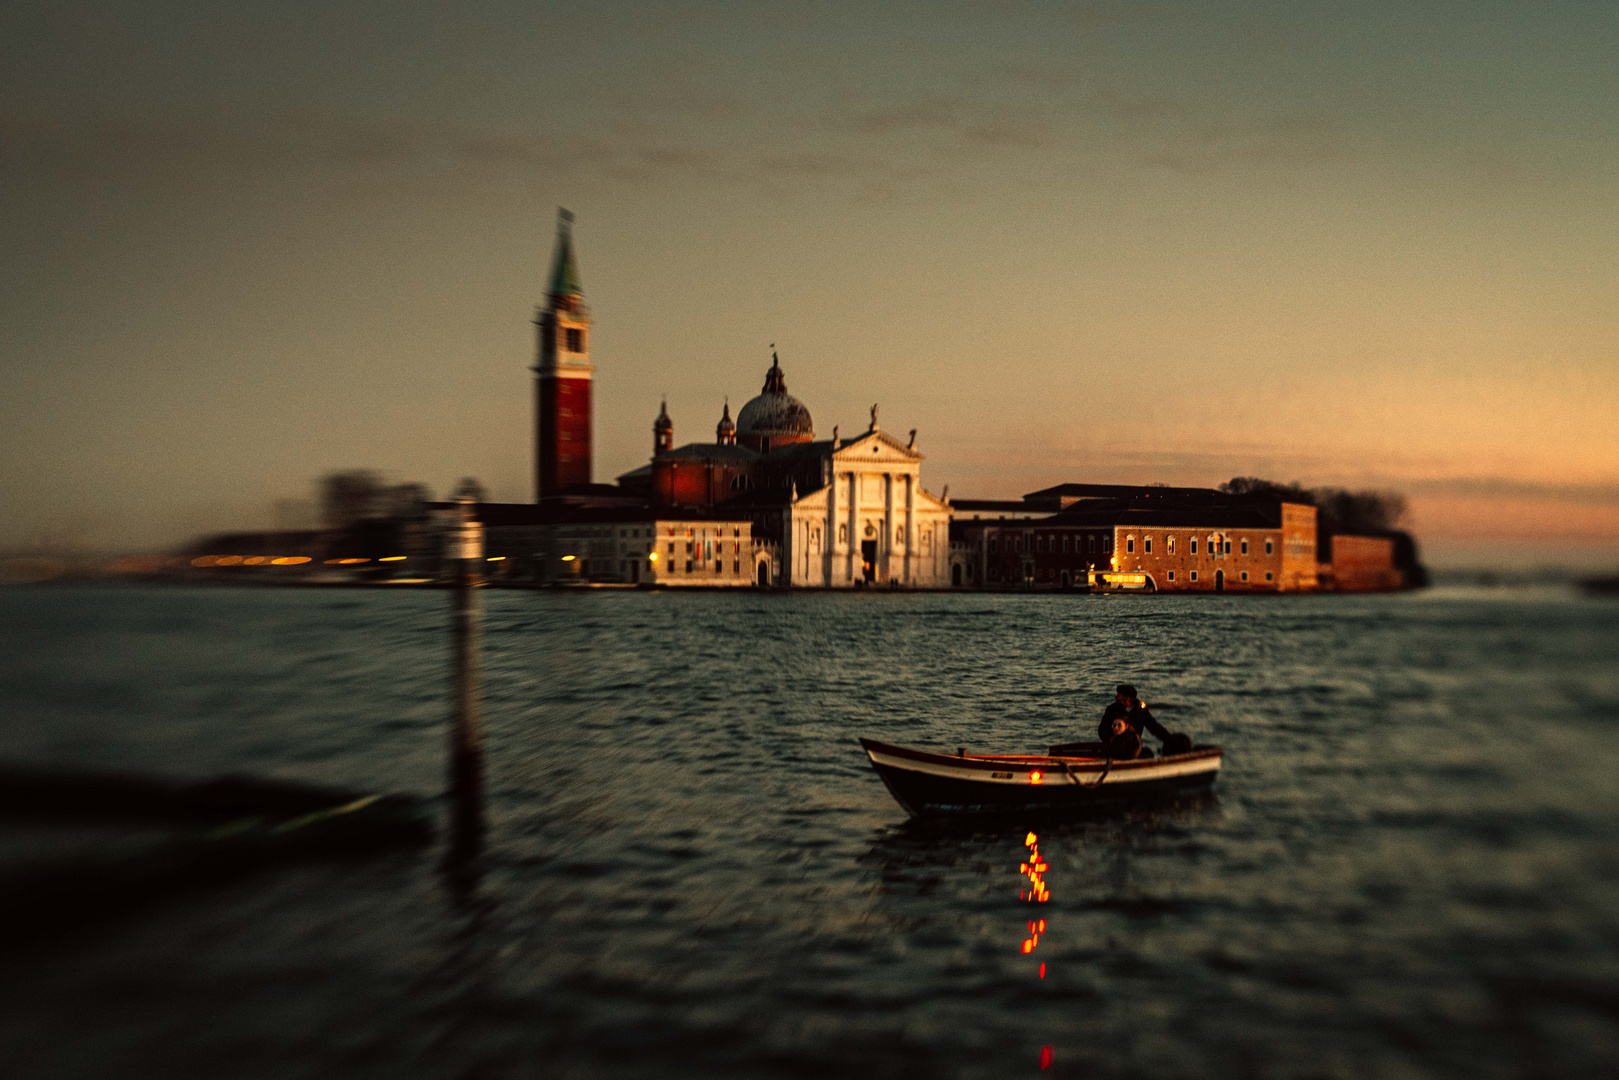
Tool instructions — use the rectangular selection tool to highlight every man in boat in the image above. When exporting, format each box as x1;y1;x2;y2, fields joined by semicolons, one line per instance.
1098;684;1173;758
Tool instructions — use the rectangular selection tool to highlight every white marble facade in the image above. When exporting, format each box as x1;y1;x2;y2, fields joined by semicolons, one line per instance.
781;427;951;588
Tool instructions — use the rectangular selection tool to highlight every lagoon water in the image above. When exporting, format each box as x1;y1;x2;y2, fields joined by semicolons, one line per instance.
2;583;1617;1079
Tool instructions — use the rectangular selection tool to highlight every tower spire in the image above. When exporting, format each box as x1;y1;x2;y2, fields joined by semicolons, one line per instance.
548;207;583;301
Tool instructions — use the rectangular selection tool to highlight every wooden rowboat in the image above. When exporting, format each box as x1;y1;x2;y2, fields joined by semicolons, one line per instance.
859;737;1223;818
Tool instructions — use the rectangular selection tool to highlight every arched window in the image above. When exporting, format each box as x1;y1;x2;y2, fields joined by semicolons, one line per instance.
1168;536;1176;554
838;524;847;544
1144;537;1153;554
1125;536;1135;554
896;526;904;545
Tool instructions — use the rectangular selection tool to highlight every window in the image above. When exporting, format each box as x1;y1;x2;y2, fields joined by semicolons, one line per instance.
1241;571;1249;581
990;538;999;555
716;561;723;574
734;560;741;573
1036;536;1044;553
1104;536;1112;552
1015;536;1024;553
1265;539;1273;556
1168;536;1176;554
1240;539;1249;555
1062;536;1070;554
685;560;693;572
1190;539;1198;555
1225;540;1232;554
1126;537;1135;553
565;327;583;352
1168;571;1176;581
1088;535;1097;554
1265;572;1273;581
1144;537;1153;554
838;524;847;544
667;542;675;556
897;527;904;545
1190;570;1199;582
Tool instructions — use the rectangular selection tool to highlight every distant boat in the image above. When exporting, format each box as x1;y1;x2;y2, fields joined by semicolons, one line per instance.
859;737;1223;818
1580;576;1619;596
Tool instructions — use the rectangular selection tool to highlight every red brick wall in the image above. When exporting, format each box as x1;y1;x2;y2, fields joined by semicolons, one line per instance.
1109;527;1284;591
1329;535;1401;591
651;459;752;508
537;376;591;496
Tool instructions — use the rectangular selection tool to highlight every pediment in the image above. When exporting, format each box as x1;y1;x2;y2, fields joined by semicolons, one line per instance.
831;429;922;464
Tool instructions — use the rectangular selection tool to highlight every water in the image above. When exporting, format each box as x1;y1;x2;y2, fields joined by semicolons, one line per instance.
2;584;1617;1079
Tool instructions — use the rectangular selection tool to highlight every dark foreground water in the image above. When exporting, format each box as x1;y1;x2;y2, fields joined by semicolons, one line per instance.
2;584;1617;1080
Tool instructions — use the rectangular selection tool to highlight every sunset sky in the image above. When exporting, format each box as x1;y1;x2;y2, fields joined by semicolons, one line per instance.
4;2;1617;568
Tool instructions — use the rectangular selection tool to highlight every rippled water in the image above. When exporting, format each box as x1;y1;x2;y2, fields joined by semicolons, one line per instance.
2;584;1617;1079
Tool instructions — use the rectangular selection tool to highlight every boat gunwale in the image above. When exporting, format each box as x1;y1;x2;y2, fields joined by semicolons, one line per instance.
858;737;1223;776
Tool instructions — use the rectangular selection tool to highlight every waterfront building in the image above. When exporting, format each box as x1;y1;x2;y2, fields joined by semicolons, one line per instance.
1320;534;1402;591
191;212;1402;593
616;360;952;588
951;491;1320;592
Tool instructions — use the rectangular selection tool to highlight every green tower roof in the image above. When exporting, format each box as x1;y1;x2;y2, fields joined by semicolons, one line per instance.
548;208;583;297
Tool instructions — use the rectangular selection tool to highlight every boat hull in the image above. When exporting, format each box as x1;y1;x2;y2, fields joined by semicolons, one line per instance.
860;737;1223;818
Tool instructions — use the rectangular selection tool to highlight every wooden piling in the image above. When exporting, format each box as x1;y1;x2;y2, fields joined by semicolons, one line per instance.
447;496;484;850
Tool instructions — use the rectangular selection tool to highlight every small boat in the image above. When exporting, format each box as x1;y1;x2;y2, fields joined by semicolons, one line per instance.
859;737;1224;818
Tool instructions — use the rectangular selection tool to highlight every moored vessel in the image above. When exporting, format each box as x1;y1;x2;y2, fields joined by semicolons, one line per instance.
860;737;1223;818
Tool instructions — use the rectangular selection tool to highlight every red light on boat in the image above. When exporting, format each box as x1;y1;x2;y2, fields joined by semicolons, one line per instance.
1039;1045;1053;1069
1039;962;1046;978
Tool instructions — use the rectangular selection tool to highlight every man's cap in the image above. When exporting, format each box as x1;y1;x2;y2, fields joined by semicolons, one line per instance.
1116;684;1137;699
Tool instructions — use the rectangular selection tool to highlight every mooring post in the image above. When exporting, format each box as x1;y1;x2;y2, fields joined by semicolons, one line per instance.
448;495;485;847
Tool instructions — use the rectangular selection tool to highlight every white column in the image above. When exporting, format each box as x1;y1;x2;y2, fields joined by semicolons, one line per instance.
825;466;837;587
847;472;858;584
887;469;900;582
904;474;915;585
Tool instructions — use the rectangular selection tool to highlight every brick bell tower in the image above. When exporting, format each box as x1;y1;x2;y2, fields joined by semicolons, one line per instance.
533;208;593;499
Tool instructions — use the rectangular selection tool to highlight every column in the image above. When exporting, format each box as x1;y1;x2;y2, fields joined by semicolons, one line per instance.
846;472;858;584
825;465;838;587
903;474;915;584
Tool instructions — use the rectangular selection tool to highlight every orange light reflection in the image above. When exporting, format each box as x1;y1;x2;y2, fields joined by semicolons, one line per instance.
1023;831;1054;1070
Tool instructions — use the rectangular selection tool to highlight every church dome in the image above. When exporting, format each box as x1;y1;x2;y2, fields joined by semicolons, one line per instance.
736;355;813;451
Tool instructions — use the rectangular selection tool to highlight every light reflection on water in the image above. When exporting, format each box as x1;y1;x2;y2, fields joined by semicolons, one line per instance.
0;583;1616;1079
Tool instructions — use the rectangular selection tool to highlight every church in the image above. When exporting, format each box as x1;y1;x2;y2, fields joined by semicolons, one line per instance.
465;211;1405;592
519;210;953;589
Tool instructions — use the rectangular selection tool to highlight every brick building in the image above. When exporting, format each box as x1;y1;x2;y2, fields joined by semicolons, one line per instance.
1319;534;1403;591
951;489;1319;592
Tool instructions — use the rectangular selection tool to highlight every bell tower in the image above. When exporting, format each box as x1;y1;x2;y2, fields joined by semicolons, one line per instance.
533;208;593;499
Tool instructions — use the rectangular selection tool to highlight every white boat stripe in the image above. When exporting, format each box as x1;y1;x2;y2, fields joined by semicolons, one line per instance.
866;749;1220;786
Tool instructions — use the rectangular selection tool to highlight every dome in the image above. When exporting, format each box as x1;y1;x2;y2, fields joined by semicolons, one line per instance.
736;356;813;451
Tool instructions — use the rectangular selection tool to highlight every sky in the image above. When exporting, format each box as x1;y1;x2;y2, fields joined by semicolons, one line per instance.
3;1;1617;569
